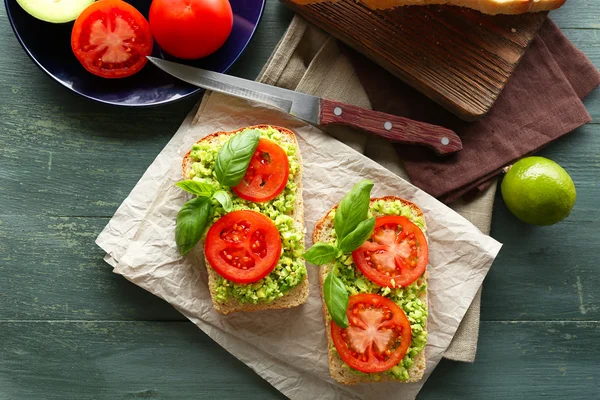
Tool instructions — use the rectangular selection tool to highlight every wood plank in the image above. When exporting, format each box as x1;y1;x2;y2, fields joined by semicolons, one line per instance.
0;215;183;321
0;321;285;399
227;4;295;80
551;1;600;29
2;320;598;398
423;321;600;398
561;29;600;122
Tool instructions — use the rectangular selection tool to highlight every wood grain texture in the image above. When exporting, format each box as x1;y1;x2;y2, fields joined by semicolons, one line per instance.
0;321;285;400
561;28;600;121
1;0;600;398
319;98;463;154
551;1;600;28
280;0;547;120
423;321;600;398
2;321;598;399
0;215;184;321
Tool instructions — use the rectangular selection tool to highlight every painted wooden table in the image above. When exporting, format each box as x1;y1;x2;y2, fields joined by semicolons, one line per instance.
1;1;599;399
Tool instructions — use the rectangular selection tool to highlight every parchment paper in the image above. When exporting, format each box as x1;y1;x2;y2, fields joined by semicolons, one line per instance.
96;92;502;400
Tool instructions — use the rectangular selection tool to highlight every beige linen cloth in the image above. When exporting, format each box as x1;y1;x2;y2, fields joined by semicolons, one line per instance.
257;15;497;362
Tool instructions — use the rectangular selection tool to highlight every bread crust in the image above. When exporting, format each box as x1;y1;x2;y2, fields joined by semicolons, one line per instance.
182;125;308;315
291;0;566;15
313;197;428;384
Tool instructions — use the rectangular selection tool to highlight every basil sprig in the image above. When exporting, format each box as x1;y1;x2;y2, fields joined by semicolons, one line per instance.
214;129;261;187
175;197;212;255
304;179;375;265
304;179;375;328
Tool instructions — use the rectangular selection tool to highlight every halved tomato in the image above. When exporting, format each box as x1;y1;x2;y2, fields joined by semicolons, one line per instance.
71;0;153;78
352;216;428;288
204;210;282;284
331;294;411;373
232;138;290;202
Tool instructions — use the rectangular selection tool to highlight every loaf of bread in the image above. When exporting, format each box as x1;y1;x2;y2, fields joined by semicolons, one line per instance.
291;0;567;15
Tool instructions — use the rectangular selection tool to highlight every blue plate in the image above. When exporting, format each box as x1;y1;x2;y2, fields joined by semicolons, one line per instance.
4;0;265;106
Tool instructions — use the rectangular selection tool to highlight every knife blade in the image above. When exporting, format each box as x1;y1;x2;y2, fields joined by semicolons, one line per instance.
147;57;462;155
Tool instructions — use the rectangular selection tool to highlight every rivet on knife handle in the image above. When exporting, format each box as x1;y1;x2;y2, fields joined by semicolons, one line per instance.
319;99;462;155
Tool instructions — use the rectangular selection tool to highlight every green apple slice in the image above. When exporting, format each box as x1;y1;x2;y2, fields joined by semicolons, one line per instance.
16;0;95;23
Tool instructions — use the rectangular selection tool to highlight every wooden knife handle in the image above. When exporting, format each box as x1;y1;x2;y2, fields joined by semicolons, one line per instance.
319;99;462;155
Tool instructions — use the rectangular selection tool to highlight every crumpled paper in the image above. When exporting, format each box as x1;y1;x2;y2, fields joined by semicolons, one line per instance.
96;92;502;400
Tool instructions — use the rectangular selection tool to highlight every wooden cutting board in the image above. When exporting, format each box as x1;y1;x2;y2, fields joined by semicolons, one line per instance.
279;1;547;121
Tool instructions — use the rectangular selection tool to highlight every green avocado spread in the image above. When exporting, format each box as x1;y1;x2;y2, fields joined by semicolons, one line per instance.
330;199;428;381
188;126;306;305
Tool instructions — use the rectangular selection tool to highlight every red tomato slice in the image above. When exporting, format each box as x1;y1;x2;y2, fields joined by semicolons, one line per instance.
204;210;282;284
232;138;290;203
149;0;233;60
331;294;412;373
71;0;153;79
352;216;428;288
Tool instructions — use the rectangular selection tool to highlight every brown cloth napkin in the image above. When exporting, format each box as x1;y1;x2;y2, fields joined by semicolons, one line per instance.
345;19;600;203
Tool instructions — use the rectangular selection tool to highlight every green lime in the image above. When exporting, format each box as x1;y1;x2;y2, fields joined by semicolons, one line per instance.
501;156;576;226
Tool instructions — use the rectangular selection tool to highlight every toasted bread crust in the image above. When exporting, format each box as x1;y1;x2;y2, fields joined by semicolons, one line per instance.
182;125;308;315
291;0;566;15
314;196;428;384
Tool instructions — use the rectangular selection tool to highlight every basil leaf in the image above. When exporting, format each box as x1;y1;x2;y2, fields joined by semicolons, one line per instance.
213;190;233;212
176;180;216;197
324;270;349;328
175;197;212;255
304;242;338;265
339;217;376;253
334;179;374;242
214;129;261;187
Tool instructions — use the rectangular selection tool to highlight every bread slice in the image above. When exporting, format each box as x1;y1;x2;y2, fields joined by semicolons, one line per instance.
313;196;428;384
291;0;566;15
182;125;308;315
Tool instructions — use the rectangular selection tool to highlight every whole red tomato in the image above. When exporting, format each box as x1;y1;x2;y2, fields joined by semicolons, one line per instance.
149;0;233;60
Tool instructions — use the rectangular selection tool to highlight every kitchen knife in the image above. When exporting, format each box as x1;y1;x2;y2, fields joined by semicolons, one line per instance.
147;57;462;155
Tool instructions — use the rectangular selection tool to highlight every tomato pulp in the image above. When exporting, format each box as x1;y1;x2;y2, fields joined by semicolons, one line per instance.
71;0;153;78
149;0;233;60
352;216;428;288
233;138;290;202
204;210;282;284
331;294;412;373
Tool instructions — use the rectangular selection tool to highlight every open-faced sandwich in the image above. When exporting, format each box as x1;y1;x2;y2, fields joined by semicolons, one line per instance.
305;180;428;383
175;125;308;314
